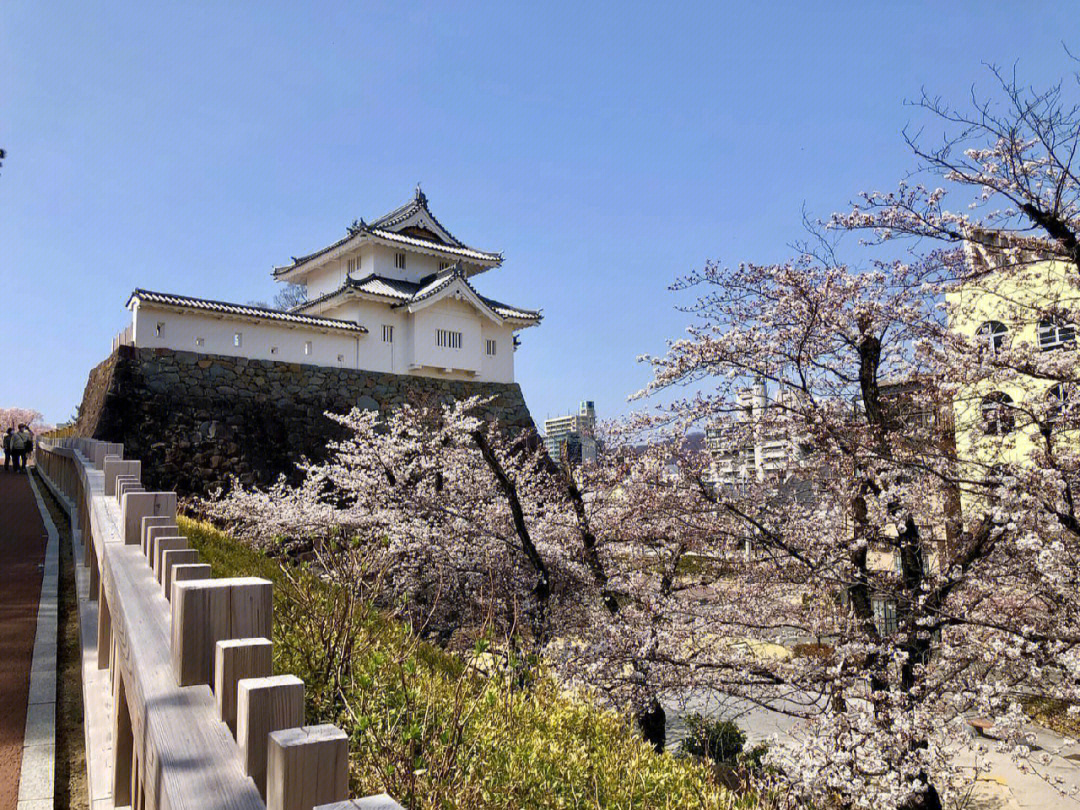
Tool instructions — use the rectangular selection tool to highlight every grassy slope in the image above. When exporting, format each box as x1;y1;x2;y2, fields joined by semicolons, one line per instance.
178;516;749;809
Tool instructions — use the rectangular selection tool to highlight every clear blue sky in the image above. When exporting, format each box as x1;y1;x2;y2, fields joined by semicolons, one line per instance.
1;2;1076;424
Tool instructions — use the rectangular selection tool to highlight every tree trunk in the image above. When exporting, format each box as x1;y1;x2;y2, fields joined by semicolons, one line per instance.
637;698;666;752
899;776;942;810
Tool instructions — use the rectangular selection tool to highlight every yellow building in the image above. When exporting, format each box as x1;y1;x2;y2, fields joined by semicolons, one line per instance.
947;233;1080;514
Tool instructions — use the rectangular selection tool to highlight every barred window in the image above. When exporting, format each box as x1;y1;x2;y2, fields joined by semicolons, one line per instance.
395;252;407;269
486;339;496;356
383;325;394;343
437;329;462;349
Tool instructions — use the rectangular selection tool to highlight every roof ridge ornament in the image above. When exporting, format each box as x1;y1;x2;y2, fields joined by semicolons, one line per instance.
414;183;427;205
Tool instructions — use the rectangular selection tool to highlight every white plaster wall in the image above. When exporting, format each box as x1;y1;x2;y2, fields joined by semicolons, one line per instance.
129;301;518;383
410;299;484;375
305;261;347;299
334;299;411;375
131;304;363;368
480;322;515;382
368;245;445;283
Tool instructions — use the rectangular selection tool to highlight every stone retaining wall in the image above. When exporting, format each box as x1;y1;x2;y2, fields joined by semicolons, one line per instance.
75;346;537;497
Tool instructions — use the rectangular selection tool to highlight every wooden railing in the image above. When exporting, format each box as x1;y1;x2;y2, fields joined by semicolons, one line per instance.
36;437;402;810
111;324;134;352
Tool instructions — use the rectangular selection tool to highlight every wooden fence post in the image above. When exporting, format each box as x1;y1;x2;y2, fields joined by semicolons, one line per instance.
171;578;273;687
140;515;178;556
266;725;349;810
121;492;177;546
237;675;305;798
103;459;141;496
161;549;201;598
152;536;188;583
215;638;273;736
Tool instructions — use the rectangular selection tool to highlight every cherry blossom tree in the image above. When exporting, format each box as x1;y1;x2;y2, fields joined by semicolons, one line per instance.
631;61;1080;810
205;61;1080;810
0;407;49;432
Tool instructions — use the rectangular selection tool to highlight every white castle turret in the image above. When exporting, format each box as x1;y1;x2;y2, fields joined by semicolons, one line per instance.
124;188;541;384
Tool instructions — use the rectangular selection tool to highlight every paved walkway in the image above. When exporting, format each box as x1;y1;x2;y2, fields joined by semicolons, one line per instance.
0;471;49;810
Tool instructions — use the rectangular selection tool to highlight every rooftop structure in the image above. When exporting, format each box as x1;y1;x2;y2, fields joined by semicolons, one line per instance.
123;188;541;384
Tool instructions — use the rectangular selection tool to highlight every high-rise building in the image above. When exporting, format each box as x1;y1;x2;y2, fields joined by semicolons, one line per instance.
544;401;597;464
706;380;801;485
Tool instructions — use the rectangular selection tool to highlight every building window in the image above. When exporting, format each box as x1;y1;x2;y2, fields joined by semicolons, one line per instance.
1038;319;1075;351
486;339;496;356
976;320;1008;354
270;346;279;355
1046;383;1069;429
234;332;242;348
436;329;462;349
347;257;358;275
438;261;452;272
872;596;898;636
155;322;165;337
382;325;393;343
395;252;407;269
195;337;205;347
304;341;312;356
981;392;1015;435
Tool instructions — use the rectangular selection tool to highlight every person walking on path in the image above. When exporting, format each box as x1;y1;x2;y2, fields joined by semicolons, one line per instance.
17;424;33;471
2;428;11;472
9;425;31;472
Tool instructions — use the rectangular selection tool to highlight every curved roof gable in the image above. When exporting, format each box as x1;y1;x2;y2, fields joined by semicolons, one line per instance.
370;186;464;247
272;188;502;279
295;266;541;327
397;267;504;323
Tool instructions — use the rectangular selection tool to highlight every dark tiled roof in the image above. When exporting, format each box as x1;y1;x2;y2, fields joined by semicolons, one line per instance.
273;190;501;277
127;289;368;333
296;268;541;323
371;186;465;247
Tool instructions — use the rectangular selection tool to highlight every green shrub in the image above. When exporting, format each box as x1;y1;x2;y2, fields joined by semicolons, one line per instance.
680;714;746;765
178;517;753;809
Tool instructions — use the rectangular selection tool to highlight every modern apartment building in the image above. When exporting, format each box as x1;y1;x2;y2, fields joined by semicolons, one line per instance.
544;401;597;464
705;380;801;485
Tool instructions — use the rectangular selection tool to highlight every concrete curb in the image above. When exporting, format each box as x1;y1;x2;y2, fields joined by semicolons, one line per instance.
37;461;114;810
20;472;59;810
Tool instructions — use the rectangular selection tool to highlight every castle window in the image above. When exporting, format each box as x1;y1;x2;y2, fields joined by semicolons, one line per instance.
1039;319;1075;351
337;353;345;363
981;392;1015;436
155;322;165;337
234;332;243;348
486;339;496;356
270;346;279;355
976;320;1008;354
347;257;358;275
382;325;393;343
304;340;312;356
437;329;462;349
395;252;407;270
195;337;205;347
438;261;452;272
